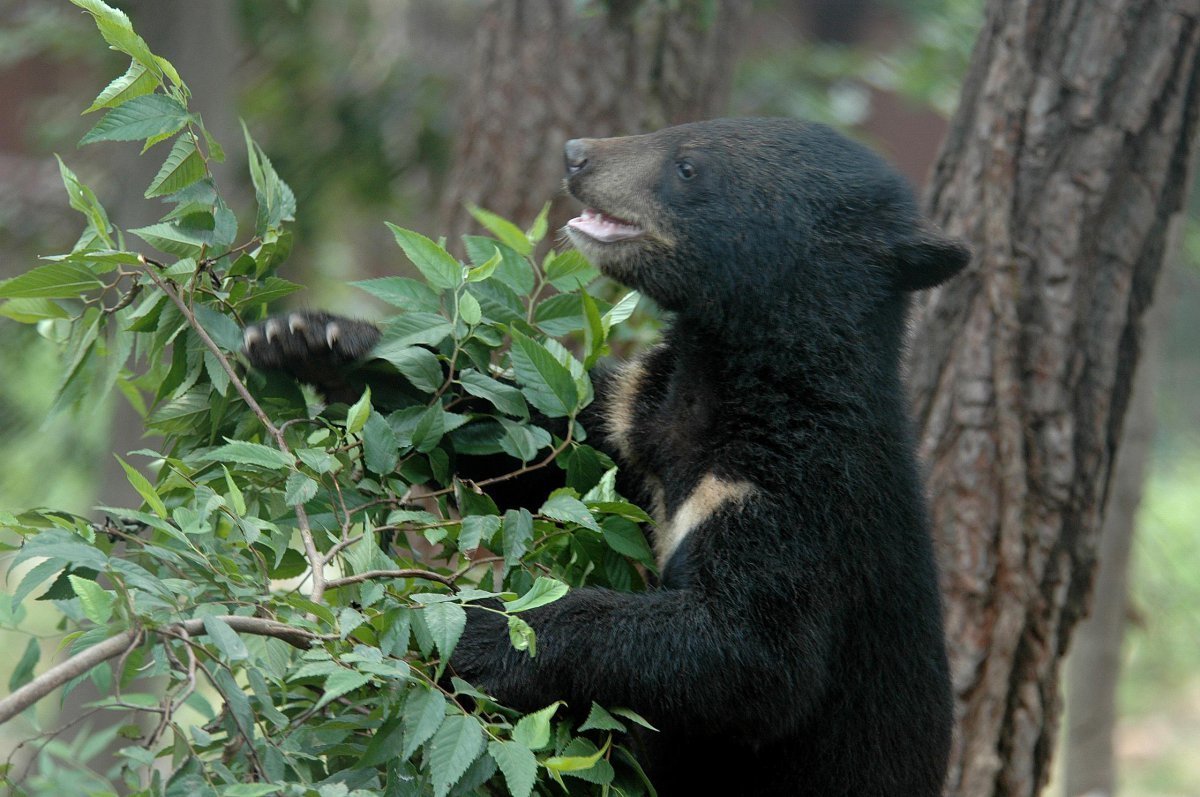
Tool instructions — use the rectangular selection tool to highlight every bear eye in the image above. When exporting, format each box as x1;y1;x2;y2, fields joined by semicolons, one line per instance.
676;160;697;181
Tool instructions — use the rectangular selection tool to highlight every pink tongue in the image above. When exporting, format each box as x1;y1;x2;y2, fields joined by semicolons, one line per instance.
568;208;644;242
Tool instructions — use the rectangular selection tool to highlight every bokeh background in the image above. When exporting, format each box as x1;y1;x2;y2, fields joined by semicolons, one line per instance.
0;2;1196;794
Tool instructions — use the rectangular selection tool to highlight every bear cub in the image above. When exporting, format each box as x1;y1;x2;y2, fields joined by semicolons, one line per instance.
245;118;968;797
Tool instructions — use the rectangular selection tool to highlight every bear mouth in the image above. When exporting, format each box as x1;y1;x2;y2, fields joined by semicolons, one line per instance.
566;207;645;243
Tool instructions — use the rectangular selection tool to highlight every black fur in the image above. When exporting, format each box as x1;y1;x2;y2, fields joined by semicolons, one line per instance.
245;118;967;797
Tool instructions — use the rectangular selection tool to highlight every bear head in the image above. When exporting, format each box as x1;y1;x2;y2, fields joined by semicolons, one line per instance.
563;118;968;324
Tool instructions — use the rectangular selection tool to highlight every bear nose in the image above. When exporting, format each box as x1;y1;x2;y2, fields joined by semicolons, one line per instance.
564;139;590;176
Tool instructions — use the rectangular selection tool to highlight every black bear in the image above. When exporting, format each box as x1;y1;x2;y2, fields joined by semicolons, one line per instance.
245;118;967;797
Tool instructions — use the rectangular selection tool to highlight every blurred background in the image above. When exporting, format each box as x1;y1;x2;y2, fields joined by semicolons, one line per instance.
0;1;1195;794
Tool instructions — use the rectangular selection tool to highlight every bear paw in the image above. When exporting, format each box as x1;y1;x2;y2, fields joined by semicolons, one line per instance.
242;311;380;373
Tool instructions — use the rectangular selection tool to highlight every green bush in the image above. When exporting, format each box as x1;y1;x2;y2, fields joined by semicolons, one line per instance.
0;3;655;795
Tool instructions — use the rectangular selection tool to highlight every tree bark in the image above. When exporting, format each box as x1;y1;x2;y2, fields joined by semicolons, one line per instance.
907;2;1200;796
438;0;751;242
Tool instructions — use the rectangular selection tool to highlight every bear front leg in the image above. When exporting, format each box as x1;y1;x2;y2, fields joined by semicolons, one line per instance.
449;585;833;740
242;311;380;403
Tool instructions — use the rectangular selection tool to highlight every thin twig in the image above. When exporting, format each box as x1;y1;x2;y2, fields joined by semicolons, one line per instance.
0;616;324;726
323;568;455;591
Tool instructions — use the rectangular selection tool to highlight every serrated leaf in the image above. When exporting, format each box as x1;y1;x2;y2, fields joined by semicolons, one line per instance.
488;740;537;797
352;276;442;311
503;577;569;613
544;249;599;291
376;313;454;353
540;491;600;532
457;370;528;419
85;61;156;112
314;669;371;709
284;472;318;505
386;223;461;291
422;601;466;660
458;515;501;554
379;346;443;393
346;387;372;434
526;202;551;244
544;736;612;781
242;121;296;235
511;702;561;751
0;262;103;299
428;715;485;797
128;221;207;258
115;455;167;517
55;156;112;247
578;702;627;733
508;330;579;418
363;411;400;474
501;509;533;568
463;237;534;295
7;638;40;693
602;290;640;332
202;616;249;661
203;441;293;470
458;291;482;326
222;466;246;515
70;0;164;80
468;205;531;256
401;688;446;758
68;575;115;625
79;94;188;146
144;136;204;198
465;246;502;282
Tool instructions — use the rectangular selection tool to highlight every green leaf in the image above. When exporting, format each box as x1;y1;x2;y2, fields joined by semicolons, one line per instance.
79;94;188;146
467;205;532;255
315;669;371;710
428;715;485;797
526;202;551;245
603;290;641;332
602;517;655;565
386;223;461;291
507;615;536;656
511;702;561;751
540;491;601;532
202;616;249;661
128;221;207;258
115;455;168;517
465;246;502;282
0;262;103;299
70;0;167;81
352;276;442;312
222;466;246;515
203;441;293;470
68;575;115;625
422;601;466;660
0;298;71;323
221;786;284;797
503;577;569;613
464;237;534;295
544;737;612;781
7;638;40;693
284;472;318;505
376;312;454;353
488;740;537;797
56;156;112;246
85;61;157;113
379;346;443;393
534;293;586;336
508;329;579;418
363;411;400;474
458;515;501;554
457;370;529;420
501;509;534;568
346;387;372;434
144;136;205;198
401;688;446;758
578;702;627;733
458;291;482;326
544;249;599;291
242;121;296;235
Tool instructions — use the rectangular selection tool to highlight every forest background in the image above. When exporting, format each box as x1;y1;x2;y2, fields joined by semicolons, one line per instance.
0;1;1197;795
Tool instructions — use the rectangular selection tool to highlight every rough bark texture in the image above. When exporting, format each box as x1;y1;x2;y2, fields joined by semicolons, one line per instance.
1061;261;1170;797
438;0;751;242
907;2;1200;796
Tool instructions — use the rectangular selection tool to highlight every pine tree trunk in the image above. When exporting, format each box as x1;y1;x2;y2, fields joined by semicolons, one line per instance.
438;0;750;241
907;2;1200;795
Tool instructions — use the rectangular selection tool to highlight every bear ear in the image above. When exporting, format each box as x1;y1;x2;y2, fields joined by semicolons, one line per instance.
892;226;970;291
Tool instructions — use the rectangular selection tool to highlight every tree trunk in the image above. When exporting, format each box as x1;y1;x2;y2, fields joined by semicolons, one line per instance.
1061;258;1171;797
438;0;751;241
907;2;1200;796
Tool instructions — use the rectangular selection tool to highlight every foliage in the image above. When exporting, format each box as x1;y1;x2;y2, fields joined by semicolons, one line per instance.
0;3;656;795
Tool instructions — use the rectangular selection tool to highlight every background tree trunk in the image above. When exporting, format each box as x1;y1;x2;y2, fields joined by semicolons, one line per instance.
908;2;1200;795
1061;258;1172;797
438;0;751;241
